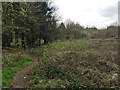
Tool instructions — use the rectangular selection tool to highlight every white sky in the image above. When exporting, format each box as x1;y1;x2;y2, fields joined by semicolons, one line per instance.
53;0;119;29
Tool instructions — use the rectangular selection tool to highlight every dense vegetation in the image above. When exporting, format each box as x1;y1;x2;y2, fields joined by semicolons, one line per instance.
27;39;118;89
2;2;58;48
2;1;119;89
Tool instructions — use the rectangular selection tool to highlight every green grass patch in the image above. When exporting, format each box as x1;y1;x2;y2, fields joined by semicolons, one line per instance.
2;54;33;88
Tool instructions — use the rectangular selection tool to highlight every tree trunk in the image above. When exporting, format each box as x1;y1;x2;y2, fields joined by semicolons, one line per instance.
44;38;48;45
15;30;18;45
38;38;41;46
21;33;25;49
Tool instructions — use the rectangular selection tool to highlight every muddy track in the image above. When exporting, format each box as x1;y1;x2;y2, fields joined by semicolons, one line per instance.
10;55;40;89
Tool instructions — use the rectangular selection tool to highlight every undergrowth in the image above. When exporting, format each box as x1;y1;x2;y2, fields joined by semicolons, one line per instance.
24;39;119;89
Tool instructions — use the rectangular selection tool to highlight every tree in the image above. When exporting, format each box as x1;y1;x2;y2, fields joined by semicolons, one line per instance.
2;2;58;48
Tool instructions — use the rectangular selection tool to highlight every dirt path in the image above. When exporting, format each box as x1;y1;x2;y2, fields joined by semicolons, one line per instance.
10;55;40;88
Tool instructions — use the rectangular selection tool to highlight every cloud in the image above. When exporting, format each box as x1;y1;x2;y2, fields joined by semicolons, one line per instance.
118;1;120;25
53;0;119;28
100;3;118;18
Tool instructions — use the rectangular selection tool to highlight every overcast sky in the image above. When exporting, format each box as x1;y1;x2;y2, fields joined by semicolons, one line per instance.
53;0;119;29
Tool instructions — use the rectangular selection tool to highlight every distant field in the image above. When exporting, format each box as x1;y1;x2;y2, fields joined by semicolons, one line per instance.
27;39;118;89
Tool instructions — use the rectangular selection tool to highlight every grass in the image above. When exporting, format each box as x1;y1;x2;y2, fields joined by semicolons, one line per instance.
27;39;88;88
2;53;33;88
2;38;118;89
28;38;119;89
0;69;2;89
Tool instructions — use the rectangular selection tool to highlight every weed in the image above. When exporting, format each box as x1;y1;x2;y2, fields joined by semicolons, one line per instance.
28;39;118;88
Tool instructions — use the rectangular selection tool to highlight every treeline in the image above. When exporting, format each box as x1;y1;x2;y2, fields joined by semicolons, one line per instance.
85;25;118;39
2;2;58;48
2;2;118;49
58;21;118;40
